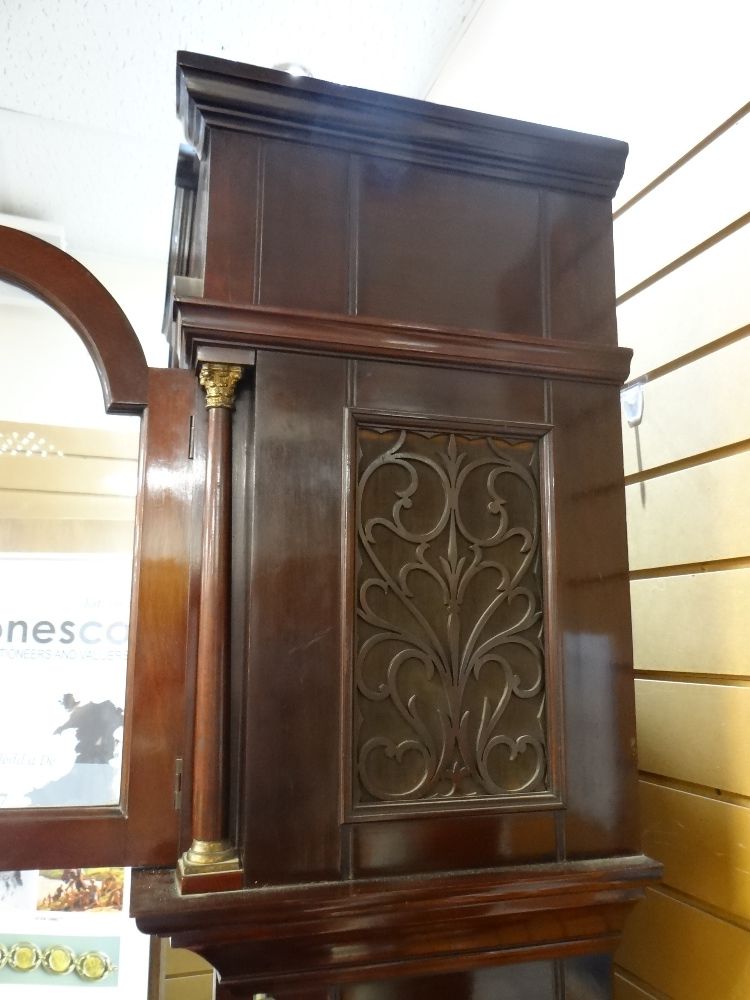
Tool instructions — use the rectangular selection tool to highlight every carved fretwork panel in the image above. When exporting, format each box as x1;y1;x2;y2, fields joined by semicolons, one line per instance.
352;422;549;813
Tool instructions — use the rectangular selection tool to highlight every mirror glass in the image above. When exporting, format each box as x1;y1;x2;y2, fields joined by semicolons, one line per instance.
0;277;140;808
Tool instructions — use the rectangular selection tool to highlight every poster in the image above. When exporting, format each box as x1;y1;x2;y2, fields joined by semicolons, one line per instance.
0;868;150;996
0;554;132;810
0;554;150;995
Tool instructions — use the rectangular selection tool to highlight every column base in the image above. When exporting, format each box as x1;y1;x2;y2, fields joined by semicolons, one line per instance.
177;839;243;894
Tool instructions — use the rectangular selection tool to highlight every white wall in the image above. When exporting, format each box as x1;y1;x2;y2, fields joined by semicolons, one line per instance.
429;0;749;206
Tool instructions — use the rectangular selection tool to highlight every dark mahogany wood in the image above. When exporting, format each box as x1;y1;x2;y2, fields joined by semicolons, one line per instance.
130;52;656;1000
202;131;262;305
213;954;614;1000
125;369;195;863
356;160;542;333
134;855;659;994
240;352;346;886
178;362;245;892
172;299;632;383
191;404;233;844
259;140;351;313
550;381;642;858
0;226;148;412
546;191;620;345
176;52;628;200
166;53;628;346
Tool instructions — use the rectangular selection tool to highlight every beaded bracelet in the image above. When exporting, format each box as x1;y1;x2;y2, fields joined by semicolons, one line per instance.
0;941;116;980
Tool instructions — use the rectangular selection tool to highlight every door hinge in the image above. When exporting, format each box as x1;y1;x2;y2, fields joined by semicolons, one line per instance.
188;415;195;459
174;757;184;811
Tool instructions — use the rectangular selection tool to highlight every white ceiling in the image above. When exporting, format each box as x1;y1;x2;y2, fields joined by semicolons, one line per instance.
0;0;482;262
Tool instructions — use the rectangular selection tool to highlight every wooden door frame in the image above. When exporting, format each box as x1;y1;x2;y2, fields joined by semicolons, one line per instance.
0;226;190;868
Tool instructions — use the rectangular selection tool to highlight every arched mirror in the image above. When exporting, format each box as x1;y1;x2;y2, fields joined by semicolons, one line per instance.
0;275;140;810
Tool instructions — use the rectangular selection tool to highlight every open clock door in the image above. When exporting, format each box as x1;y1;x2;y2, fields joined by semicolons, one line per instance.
0;226;191;869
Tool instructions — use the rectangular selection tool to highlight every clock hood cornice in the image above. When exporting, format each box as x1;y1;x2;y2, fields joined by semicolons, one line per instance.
176;51;628;199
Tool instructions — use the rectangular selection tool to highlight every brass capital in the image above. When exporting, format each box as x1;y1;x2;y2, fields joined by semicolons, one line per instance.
199;362;243;409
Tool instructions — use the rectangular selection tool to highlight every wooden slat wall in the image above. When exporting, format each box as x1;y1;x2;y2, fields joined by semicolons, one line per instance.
614;103;750;999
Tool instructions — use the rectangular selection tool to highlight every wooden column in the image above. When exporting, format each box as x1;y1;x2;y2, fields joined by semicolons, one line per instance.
179;361;243;892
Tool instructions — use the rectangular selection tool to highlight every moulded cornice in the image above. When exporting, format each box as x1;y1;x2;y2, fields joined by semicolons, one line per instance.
176;51;628;199
171;298;633;386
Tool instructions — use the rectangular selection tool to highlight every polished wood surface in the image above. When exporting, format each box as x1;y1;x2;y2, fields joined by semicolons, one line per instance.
0;64;654;994
202;131;261;305
210;954;616;999
172;300;632;383
0;225;148;412
125;368;195;865
135;855;658;994
166;52;628;352
176;52;628;200
132;52;653;998
190;405;233;844
179;363;244;892
356;161;542;332
240;352;346;885
550;381;641;858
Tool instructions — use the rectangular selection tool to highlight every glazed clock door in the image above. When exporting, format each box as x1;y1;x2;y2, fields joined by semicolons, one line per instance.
0;227;190;869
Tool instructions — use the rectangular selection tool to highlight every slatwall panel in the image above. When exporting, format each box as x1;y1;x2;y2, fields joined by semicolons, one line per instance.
617;221;750;378
0;421;138;550
162;945;213;1000
638;779;750;922
614;104;750;999
630;570;750;676
613;971;664;1000
618;889;750;1000
625;449;750;570
621;335;750;474
614;111;750;295
635;680;750;796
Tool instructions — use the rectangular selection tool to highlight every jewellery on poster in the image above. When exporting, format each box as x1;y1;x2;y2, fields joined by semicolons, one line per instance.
0;939;116;979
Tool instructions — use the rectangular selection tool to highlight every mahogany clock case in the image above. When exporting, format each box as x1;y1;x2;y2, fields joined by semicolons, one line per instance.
0;49;657;1000
132;54;657;998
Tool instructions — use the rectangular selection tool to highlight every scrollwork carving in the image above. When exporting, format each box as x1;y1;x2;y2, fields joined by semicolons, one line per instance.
353;424;548;806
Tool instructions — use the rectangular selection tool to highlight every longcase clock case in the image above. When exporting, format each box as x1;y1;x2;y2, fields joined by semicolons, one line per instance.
131;53;658;999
